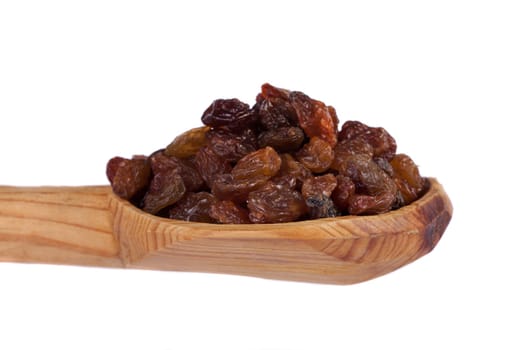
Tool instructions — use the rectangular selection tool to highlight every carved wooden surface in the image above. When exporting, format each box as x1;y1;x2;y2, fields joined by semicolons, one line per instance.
0;178;452;284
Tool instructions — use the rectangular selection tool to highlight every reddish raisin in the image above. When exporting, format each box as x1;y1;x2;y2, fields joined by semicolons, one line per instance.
247;182;307;223
331;175;356;213
194;146;232;188
331;138;374;172
301;174;339;219
107;157;151;200
210;200;251;224
257;126;305;152
149;151;204;192
339;120;397;161
142;169;186;214
290;91;338;147
211;173;268;203
296;137;334;173
339;153;397;214
165;126;210;158
169;192;217;223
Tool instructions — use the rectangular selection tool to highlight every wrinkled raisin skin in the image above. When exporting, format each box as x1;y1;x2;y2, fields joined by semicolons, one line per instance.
107;83;428;224
296;137;334;173
247;182;307;224
142;169;186;215
210;200;251;224
169;192;217;223
107;157;151;200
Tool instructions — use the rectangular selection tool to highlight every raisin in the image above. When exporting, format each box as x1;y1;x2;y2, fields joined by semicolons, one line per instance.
231;146;281;181
201;98;256;131
107;156;151;200
338;153;397;214
290;91;338;147
149;151;204;192
331;175;356;213
339;120;397;161
211;173;267;203
169;192;217;223
273;154;312;189
194;146;232;188
296;136;334;173
210;200;251;224
257;126;305;152
207;127;258;163
165;126;210;158
331;138;374;172
142;168;186;214
301;174;339;219
391;153;427;205
247;182;307;223
260;83;291;100
302;174;337;198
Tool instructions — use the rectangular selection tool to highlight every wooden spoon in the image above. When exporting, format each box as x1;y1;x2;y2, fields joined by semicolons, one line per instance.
0;178;451;284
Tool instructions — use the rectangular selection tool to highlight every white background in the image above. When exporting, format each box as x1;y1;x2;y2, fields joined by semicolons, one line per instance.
1;1;524;349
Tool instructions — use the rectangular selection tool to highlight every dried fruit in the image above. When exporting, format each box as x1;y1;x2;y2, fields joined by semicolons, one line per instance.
207;127;258;163
257;126;304;152
194;146;232;188
302;174;339;219
165;126;210;158
296;137;334;173
247;182;307;223
210;200;251;224
142;168;186;214
290;91;338;147
390;153;427;205
106;156;150;200
107;83;427;223
339;120;397;161
231;147;281;181
169;192;217;223
201;98;256;131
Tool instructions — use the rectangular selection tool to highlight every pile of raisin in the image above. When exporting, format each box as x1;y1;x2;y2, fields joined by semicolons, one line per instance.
107;83;427;224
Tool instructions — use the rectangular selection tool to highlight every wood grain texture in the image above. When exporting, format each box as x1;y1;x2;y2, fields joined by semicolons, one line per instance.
0;186;122;267
0;178;452;284
110;178;452;284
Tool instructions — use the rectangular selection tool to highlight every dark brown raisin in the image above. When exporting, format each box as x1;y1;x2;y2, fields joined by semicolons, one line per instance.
391;153;426;204
301;174;339;219
296;137;334;173
169;192;217;223
210;200;251;224
107;156;151;200
149;152;204;192
231;146;281;181
142;168;186;214
207;127;258;163
273;153;312;189
247;182;307;223
289;91;338;147
257;126;305;152
194;146;232;188
201;98;256;131
165;126;210;158
339;120;397;161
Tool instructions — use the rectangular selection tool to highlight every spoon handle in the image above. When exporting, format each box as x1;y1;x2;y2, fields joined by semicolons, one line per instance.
0;186;122;268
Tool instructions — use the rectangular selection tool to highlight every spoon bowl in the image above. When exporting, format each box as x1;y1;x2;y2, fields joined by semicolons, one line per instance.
0;178;452;284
